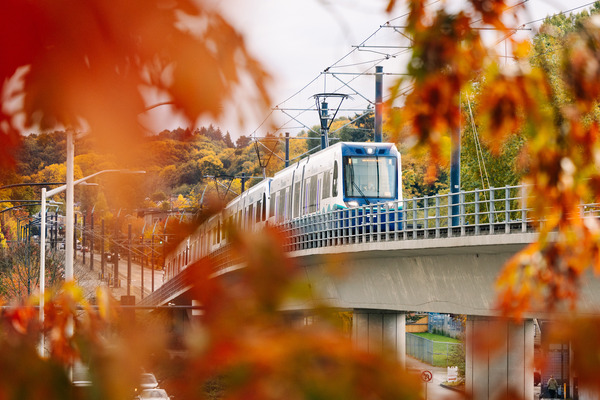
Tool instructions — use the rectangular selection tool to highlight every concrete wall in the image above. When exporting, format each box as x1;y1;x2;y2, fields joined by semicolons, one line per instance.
465;317;534;400
352;310;406;368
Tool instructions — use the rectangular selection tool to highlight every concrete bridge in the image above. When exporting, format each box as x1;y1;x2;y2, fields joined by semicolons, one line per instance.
140;185;600;399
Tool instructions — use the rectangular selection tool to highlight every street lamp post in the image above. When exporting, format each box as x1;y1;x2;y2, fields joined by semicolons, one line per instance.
39;168;145;356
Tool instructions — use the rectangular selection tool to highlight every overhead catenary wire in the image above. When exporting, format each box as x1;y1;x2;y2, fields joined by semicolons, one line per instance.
466;95;491;194
244;0;599;176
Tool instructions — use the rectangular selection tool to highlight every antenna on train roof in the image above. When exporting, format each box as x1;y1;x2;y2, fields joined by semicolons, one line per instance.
312;93;350;150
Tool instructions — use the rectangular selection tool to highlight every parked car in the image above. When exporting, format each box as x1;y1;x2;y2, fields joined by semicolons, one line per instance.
133;373;161;398
135;388;170;399
139;373;159;390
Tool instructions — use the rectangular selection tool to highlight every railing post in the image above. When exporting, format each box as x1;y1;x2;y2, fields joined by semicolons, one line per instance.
505;186;510;233
460;192;465;236
412;199;417;239
475;190;480;235
435;195;440;239
489;187;495;233
521;185;527;233
424;197;429;239
447;193;452;238
403;199;408;240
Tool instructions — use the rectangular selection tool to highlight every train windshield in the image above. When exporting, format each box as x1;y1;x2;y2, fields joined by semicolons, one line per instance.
343;156;397;200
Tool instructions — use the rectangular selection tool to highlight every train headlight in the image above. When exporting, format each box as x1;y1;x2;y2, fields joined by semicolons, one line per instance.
347;201;359;207
365;147;376;155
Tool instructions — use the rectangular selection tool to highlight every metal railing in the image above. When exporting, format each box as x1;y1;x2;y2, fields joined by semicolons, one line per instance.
281;185;533;252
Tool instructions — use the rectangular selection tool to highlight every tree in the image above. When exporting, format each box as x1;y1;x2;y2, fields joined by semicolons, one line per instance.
0;243;63;301
235;135;251;150
0;0;270;167
223;132;235;148
5;0;600;398
386;0;600;318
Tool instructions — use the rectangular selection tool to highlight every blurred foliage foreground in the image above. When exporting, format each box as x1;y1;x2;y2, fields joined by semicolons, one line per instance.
0;227;422;400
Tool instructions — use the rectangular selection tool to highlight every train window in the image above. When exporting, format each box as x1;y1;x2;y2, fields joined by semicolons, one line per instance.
278;189;285;221
323;170;331;199
343;156;397;199
269;191;276;216
287;187;292;219
304;180;310;215
293;181;301;218
262;193;267;221
316;178;321;210
248;204;254;227
309;176;317;213
285;188;290;219
256;200;262;222
332;161;338;197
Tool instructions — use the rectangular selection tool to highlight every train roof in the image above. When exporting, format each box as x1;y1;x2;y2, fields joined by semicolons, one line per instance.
272;141;398;178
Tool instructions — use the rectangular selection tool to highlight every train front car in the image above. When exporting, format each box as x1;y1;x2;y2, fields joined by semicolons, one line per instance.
339;142;402;208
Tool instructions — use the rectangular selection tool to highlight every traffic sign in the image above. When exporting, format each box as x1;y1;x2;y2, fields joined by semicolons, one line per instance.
421;370;433;383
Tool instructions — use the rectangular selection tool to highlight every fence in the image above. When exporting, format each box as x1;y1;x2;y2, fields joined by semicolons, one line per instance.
428;313;463;339
282;185;533;252
406;333;463;367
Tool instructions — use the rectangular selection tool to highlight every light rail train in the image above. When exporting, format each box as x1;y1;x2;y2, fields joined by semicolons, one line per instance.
164;142;402;280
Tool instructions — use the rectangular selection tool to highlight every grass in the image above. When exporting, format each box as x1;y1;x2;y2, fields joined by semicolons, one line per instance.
412;332;461;343
412;333;462;367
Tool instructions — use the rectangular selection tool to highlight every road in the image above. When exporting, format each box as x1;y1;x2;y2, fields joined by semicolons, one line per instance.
74;249;164;303
406;356;465;400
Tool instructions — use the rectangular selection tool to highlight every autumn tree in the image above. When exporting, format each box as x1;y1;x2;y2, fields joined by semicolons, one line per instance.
0;243;63;302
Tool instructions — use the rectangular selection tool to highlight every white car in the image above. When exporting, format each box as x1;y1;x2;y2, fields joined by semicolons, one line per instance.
139;373;159;390
136;388;170;399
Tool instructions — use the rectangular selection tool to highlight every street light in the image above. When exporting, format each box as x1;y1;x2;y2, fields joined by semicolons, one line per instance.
39;169;145;355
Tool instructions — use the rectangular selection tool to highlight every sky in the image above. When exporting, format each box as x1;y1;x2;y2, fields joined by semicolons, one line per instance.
140;0;600;141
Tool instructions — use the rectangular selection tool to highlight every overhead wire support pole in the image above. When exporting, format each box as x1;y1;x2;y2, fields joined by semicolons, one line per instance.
375;66;383;143
285;133;290;168
38;168;145;357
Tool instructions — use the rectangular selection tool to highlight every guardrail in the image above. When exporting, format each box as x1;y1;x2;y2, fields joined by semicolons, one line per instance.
282;185;534;251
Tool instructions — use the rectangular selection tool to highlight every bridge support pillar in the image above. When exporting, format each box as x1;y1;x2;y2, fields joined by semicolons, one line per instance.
465;316;534;400
352;310;405;367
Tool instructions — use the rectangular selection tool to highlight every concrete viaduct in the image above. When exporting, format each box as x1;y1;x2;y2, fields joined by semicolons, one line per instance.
140;186;600;399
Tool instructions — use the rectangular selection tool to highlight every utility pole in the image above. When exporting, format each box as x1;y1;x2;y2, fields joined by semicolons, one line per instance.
100;219;105;279
65;131;74;281
450;94;461;227
374;66;383;143
82;214;86;265
90;211;94;271
285;132;290;167
320;100;329;150
113;212;120;288
141;237;145;299
127;224;132;296
151;233;155;290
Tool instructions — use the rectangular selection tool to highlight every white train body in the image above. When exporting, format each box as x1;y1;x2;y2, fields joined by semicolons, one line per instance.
165;142;402;280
